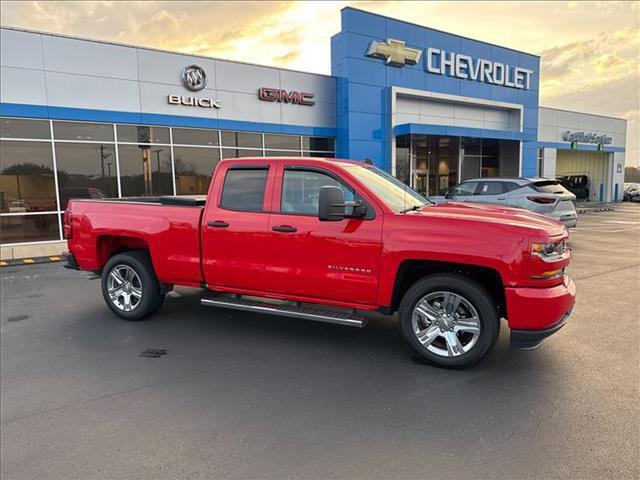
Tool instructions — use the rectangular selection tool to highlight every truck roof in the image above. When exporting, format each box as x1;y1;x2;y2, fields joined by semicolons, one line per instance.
219;157;367;168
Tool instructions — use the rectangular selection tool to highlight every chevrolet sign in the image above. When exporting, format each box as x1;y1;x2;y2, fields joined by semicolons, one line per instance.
367;38;534;90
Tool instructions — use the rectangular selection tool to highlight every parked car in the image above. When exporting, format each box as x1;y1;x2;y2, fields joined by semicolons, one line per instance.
623;183;640;202
432;178;577;228
59;186;106;210
559;175;590;200
63;158;575;369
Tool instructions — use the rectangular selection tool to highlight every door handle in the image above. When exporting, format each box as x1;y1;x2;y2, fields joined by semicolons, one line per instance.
497;197;506;200
207;221;229;228
272;225;297;233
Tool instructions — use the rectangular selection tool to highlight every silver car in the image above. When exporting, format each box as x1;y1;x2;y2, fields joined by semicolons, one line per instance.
433;178;578;228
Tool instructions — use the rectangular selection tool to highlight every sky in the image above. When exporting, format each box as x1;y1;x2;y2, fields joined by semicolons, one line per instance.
1;0;638;165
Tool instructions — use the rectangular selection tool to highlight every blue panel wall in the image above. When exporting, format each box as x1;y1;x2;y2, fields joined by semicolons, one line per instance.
331;8;541;172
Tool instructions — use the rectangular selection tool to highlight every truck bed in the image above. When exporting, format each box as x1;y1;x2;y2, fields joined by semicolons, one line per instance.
67;196;205;287
74;195;208;207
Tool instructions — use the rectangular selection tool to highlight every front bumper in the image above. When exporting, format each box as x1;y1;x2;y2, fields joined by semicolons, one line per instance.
510;310;571;349
506;275;576;349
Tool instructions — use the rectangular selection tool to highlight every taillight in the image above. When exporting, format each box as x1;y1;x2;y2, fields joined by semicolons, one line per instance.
63;209;73;239
527;196;556;204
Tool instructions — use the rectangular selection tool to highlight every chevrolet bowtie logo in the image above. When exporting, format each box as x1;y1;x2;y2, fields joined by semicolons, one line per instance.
366;38;422;67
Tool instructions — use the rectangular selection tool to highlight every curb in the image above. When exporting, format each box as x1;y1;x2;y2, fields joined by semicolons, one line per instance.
0;256;63;267
577;207;615;214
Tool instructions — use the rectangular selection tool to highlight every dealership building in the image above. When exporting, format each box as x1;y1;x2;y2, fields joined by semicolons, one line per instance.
0;8;628;252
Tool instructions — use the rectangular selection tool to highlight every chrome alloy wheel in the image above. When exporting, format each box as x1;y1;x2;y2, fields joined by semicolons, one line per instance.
412;291;481;357
107;264;143;312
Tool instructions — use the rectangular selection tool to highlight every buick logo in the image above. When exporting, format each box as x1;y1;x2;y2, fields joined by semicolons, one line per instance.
181;65;207;91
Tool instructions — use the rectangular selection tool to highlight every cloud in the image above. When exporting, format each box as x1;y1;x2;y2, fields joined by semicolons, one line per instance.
1;0;638;164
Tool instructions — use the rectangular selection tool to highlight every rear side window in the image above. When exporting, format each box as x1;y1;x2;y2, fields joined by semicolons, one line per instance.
477;182;505;195
220;167;268;212
503;182;522;192
532;180;570;195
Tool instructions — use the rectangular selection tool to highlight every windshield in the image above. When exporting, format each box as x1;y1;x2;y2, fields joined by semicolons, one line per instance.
344;164;429;212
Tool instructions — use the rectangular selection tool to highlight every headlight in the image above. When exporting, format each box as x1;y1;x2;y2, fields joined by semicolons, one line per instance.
531;241;566;259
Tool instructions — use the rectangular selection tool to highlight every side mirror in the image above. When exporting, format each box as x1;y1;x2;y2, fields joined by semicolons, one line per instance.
318;186;346;221
444;189;453;199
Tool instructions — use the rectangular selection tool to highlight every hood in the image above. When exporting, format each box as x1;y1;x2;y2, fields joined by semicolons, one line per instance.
409;202;567;237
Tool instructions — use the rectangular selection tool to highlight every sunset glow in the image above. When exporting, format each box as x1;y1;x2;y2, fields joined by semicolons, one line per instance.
1;0;638;163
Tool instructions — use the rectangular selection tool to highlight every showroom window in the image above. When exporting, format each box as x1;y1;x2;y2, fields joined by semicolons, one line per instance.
0;141;57;213
221;148;263;159
1;118;51;139
303;137;334;152
265;134;300;150
53;121;114;142
118;145;173;197
172;127;219;146
221;131;262;149
173;146;220;195
0;116;335;245
55;142;118;209
117;125;170;144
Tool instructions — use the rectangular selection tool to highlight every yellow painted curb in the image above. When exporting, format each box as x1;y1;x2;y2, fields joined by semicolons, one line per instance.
23;259;35;264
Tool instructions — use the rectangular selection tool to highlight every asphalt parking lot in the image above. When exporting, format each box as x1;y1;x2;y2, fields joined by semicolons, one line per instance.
1;203;639;480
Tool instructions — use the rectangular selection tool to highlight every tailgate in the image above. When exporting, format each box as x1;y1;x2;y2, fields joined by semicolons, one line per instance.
554;199;576;213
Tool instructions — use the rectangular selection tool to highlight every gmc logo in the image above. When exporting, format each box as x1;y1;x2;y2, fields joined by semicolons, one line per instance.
258;87;315;106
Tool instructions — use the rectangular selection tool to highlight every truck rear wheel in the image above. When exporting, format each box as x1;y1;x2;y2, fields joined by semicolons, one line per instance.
399;273;499;369
101;251;164;321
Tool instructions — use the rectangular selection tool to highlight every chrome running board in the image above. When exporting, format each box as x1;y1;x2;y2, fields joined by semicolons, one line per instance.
201;293;367;328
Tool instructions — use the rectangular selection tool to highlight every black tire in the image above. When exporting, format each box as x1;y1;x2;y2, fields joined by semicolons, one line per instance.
399;273;499;369
101;251;165;321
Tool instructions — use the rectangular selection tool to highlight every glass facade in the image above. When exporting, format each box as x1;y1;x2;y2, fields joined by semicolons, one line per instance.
0;117;335;244
396;134;519;196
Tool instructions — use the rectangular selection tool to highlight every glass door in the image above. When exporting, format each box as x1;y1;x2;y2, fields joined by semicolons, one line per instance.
413;169;428;196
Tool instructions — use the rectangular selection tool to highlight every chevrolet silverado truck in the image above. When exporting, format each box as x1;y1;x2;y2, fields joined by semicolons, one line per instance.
63;157;575;368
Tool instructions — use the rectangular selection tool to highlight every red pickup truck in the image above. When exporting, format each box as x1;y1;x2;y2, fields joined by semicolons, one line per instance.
64;157;575;368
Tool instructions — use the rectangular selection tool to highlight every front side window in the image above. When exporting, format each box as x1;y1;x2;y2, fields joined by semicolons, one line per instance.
451;181;479;196
220;167;268;212
281;169;355;216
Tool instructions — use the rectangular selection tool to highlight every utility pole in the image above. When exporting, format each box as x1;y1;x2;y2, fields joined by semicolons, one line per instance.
100;144;105;178
154;149;163;195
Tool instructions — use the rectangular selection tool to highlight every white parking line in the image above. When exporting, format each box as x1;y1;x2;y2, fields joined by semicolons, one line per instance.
602;220;640;225
574;226;640;233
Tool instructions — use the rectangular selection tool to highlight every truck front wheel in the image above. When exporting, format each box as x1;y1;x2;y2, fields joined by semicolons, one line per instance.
101;251;165;321
399;274;499;369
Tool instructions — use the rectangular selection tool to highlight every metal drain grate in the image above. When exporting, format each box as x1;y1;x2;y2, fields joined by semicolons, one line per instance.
139;348;167;358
